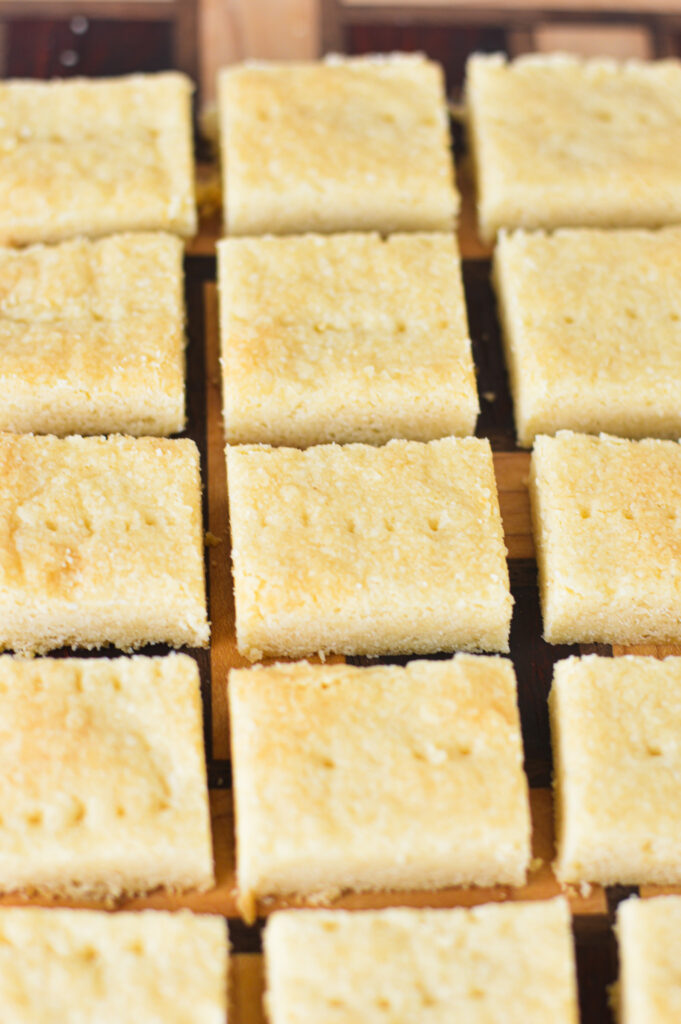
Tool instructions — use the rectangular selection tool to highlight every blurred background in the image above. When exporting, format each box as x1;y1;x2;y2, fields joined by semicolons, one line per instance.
3;0;680;108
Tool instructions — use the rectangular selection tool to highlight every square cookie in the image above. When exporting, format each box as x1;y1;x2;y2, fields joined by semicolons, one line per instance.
0;233;185;436
494;227;681;447
227;438;512;660
550;655;681;885
0;73;196;244
0;434;209;654
218;232;478;446
530;431;681;645
229;655;530;919
219;54;458;235
466;53;681;241
264;900;578;1024
0;907;227;1022
617;895;681;1024
0;654;214;899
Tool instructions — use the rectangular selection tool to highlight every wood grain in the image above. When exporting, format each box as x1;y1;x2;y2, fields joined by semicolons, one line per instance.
204;280;252;758
341;0;681;10
231;954;266;1024
640;883;681;899
534;21;654;58
612;644;681;657
495;451;533;559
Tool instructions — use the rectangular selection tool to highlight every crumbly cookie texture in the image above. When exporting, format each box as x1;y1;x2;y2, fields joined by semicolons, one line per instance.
218;232;477;446
530;431;681;645
0;433;209;654
0;233;185;436
0;654;214;899
264;900;579;1024
227;437;512;661
466;53;681;241
551;655;681;885
219;54;458;235
617;896;681;1024
0;907;227;1023
0;72;196;244
230;655;530;919
494;227;681;447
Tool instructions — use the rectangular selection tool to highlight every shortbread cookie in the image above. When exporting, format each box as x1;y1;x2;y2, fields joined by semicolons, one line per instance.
230;656;530;918
617;895;681;1024
227;438;512;660
466;53;681;241
0;654;213;899
0;434;209;653
551;655;681;885
0;233;185;435
530;431;681;645
218;232;477;445
494;227;681;447
264;900;579;1024
219;54;458;235
0;907;226;1022
0;73;196;244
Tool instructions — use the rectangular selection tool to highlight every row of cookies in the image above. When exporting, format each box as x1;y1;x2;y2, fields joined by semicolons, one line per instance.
470;54;681;450
4;208;679;466
0;76;211;667
228;652;681;915
222;429;681;661
1;892;674;1023
4;531;679;910
0;70;229;1023
0;641;679;1019
217;52;681;240
0;55;457;249
0;62;195;437
216;218;681;459
0;68;213;902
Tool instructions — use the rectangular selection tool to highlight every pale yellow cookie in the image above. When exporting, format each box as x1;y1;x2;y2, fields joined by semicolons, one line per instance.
617;896;681;1024
551;655;681;885
494;227;681;447
467;53;681;241
0;233;185;435
219;54;458;235
264;900;579;1024
218;232;477;446
227;438;512;660
0;73;196;243
230;656;530;918
531;431;681;645
0;654;213;899
0;907;227;1023
0;434;209;654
